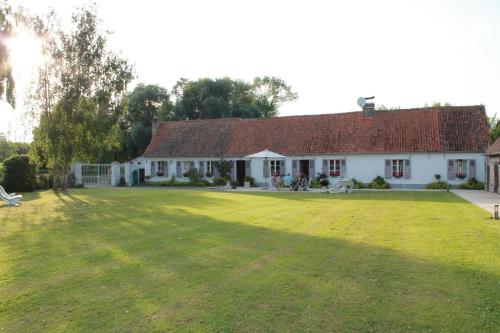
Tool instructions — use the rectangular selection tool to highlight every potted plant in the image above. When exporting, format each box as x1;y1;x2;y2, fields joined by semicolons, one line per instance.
393;171;403;178
243;176;251;188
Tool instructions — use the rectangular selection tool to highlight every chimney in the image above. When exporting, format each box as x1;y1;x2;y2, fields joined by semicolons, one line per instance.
358;96;375;117
152;120;160;134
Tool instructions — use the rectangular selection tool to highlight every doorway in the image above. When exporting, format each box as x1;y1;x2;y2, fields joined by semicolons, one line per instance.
299;160;310;177
139;168;145;184
236;160;246;186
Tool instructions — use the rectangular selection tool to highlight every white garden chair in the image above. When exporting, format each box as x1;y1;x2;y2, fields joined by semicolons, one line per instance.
0;186;22;207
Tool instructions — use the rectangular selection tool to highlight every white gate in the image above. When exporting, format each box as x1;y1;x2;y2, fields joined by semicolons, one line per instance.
81;164;112;186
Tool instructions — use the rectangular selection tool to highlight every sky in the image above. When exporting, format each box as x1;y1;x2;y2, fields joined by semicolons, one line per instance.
2;0;500;142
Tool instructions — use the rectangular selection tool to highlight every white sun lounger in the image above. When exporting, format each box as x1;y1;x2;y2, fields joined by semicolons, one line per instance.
0;186;22;206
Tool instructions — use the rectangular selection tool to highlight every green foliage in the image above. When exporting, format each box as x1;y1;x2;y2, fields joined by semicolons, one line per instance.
2;155;37;192
30;6;133;188
0;1;15;107
214;158;232;179
459;178;484;190
120;84;173;159
230;180;238;189
309;180;321;188
351;178;364;189
368;176;390;189
146;178;210;187
253;76;298;118
185;168;201;183
212;177;227;186
170;76;297;120
0;134;30;162
244;176;256;187
425;181;449;190
488;113;500;142
0;163;3;185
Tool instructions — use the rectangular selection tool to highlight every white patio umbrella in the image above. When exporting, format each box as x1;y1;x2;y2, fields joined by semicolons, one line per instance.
245;150;285;189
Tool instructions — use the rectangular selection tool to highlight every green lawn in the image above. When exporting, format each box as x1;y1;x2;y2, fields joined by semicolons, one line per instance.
0;189;499;332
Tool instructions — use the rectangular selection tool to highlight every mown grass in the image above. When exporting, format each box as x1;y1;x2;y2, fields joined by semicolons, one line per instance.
0;189;499;332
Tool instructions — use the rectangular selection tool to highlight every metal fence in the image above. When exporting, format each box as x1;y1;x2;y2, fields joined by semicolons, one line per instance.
81;164;111;186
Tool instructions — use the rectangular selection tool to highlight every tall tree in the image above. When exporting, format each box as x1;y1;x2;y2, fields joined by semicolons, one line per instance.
253;76;298;118
30;6;133;188
120;83;172;159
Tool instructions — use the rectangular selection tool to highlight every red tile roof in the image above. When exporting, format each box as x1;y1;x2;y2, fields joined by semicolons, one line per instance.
144;105;489;157
486;137;500;155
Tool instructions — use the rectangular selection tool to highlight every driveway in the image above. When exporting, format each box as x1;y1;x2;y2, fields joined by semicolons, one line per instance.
451;190;500;215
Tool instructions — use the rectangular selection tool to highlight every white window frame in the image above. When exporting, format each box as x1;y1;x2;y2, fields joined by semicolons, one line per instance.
270;160;281;176
182;161;192;173
329;160;341;177
206;161;215;177
455;159;467;178
157;161;165;174
392;160;404;178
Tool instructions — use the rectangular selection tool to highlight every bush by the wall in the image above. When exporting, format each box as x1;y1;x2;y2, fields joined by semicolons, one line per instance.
0;164;4;185
244;176;256;187
310;180;321;188
212;177;227;186
459;178;484;190
368;176;390;189
351;178;364;189
2;155;37;192
425;181;449;190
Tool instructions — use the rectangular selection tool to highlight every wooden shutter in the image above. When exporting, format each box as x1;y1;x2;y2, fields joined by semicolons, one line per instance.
447;160;455;180
322;159;328;174
245;160;251;177
462;160;468;178
309;159;315;178
468;160;476;180
151;161;155;176
385;160;392;179
340;159;346;178
189;161;195;171
263;159;270;178
198;161;204;177
280;160;286;175
176;161;181;177
292;160;298;178
164;161;169;177
404;160;411;179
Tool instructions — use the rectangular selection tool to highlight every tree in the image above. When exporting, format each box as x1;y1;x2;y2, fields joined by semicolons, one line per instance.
0;0;15;107
252;76;298;118
488;113;500;142
120;83;173;159
2;154;37;192
30;6;133;189
0;133;29;162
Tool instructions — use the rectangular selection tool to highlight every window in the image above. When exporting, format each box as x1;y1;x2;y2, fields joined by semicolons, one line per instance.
392;160;404;178
206;161;215;177
329;160;341;177
270;160;281;176
182;161;192;172
157;161;165;176
455;159;466;178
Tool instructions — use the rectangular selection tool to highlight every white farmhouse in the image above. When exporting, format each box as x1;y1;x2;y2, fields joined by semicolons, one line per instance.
142;105;489;188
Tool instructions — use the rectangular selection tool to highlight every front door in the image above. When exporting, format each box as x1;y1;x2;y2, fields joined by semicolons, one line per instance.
236;160;246;186
139;168;145;184
299;160;310;177
494;164;498;193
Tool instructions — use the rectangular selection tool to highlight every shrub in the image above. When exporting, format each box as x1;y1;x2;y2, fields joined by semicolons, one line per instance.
214;159;232;179
425;181;449;190
368;176;390;189
184;168;201;183
2;155;37;192
230;180;238;189
0;164;3;185
309;180;322;188
351;178;364;189
212;177;227;186
459;178;484;190
244;176;256;187
118;176;126;187
36;174;54;189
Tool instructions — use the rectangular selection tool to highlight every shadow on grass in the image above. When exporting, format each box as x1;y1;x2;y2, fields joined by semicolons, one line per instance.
0;190;498;332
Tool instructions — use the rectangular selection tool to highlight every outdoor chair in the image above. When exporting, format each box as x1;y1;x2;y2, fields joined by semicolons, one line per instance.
0;186;22;207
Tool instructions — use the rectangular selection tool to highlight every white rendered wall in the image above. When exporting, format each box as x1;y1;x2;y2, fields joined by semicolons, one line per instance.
144;152;485;187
